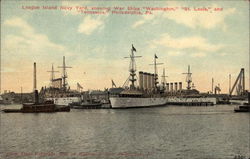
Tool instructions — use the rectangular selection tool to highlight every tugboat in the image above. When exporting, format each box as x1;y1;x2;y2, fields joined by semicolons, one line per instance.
3;90;70;113
234;92;250;112
2;62;70;113
21;90;56;113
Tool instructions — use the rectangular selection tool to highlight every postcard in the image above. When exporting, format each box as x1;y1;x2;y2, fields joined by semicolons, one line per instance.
0;0;249;159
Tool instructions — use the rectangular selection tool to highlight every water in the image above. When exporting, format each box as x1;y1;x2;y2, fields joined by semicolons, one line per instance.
0;104;249;159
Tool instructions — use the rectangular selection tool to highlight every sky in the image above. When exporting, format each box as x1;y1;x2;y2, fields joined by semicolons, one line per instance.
1;0;249;94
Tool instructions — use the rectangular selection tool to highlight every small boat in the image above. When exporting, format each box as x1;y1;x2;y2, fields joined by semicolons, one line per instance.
234;92;250;113
234;104;250;112
21;100;56;113
2;63;70;113
2;91;70;113
70;99;102;109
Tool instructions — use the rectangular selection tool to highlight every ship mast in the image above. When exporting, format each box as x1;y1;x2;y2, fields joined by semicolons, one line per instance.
47;64;59;86
150;54;163;89
58;56;72;91
182;65;192;90
161;68;168;88
0;46;1;94
124;45;141;89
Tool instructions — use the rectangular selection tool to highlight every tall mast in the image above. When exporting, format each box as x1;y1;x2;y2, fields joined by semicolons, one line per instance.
161;68;168;88
182;65;192;90
124;45;141;89
58;56;72;91
0;45;1;94
150;54;163;89
212;78;214;94
47;64;59;86
130;46;136;89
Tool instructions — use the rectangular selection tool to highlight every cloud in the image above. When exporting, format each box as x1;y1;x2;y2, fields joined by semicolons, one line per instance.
164;5;235;30
167;51;183;56
61;1;109;35
2;17;78;91
151;33;223;52
78;15;107;35
132;14;157;28
190;52;206;57
132;3;235;30
4;17;34;34
3;17;73;65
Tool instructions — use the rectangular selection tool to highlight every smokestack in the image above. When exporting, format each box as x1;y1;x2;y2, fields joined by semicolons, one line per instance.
150;74;154;91
174;82;178;91
179;82;182;90
212;78;214;94
34;90;39;104
143;73;148;90
139;71;143;90
154;74;158;88
248;92;250;104
166;83;169;92
170;83;173;92
147;73;151;91
34;62;37;91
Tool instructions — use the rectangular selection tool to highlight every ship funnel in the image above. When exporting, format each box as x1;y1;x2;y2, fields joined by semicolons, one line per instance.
248;92;250;104
150;74;154;91
143;72;148;90
179;82;182;90
166;83;169;92
174;82;178;91
146;73;151;91
34;90;39;104
170;83;173;92
33;62;39;104
139;71;144;90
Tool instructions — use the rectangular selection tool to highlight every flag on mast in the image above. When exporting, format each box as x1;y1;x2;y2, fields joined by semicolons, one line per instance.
132;44;136;52
155;54;158;59
77;83;83;89
111;79;117;88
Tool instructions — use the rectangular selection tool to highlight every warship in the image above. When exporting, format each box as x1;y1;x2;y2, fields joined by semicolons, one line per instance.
109;45;167;108
43;56;81;106
109;45;217;108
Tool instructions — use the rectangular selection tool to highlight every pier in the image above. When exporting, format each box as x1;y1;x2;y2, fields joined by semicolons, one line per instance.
165;97;217;106
166;101;214;106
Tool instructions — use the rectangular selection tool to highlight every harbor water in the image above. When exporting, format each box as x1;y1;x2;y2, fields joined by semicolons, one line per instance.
0;104;249;159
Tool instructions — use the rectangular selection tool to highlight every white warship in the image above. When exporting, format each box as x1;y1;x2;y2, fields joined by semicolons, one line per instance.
110;45;167;108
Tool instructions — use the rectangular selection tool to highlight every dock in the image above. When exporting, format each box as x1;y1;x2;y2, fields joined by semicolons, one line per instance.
165;97;217;106
166;102;214;106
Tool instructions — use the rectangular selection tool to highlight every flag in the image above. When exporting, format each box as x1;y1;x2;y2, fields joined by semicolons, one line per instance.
132;44;136;52
77;83;83;89
155;54;158;59
111;79;116;88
